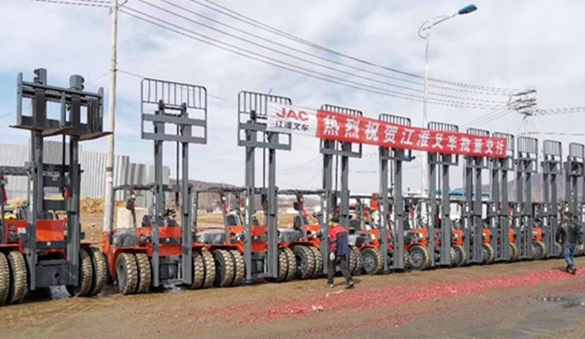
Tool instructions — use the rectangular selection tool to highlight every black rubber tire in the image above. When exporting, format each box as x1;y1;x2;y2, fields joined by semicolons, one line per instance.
229;250;245;287
482;243;496;264
273;249;288;283
354;246;363;276
116;253;138;295
87;247;107;296
201;250;216;288
308;246;323;278
189;251;205;290
213;249;235;288
134;253;152;294
449;246;458;267
283;248;296;282
6;251;27;304
404;250;411;270
409;245;432;271
348;246;357;275
293;246;316;280
104;253;114;285
0;252;9;305
532;241;547;260
67;248;94;297
509;243;520;262
361;248;383;275
453;245;467;267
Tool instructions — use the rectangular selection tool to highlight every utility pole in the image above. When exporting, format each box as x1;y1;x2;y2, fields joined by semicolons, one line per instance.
103;0;118;233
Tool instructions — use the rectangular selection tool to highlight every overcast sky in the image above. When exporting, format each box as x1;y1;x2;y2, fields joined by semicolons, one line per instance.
1;0;584;194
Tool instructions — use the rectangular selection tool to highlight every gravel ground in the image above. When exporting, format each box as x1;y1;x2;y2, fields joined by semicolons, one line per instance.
1;253;584;339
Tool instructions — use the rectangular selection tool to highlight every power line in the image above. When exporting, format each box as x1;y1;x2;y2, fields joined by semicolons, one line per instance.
120;7;501;110
153;0;507;98
21;0;110;7
195;0;518;94
141;0;505;105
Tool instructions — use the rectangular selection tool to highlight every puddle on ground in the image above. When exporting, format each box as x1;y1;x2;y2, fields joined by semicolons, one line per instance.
539;295;585;308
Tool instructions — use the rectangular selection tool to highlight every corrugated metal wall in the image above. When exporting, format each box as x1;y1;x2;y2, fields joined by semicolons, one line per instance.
0;140;170;207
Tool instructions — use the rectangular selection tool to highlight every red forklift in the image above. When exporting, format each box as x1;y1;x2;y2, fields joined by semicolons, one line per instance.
0;68;108;306
101;78;215;294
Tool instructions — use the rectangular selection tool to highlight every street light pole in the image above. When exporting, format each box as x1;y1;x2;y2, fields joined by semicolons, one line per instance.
418;4;477;199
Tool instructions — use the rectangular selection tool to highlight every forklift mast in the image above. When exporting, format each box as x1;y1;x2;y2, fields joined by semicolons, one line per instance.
319;104;363;274
11;68;107;290
462;128;490;264
514;136;539;260
564;143;585;243
138;78;208;287
427;122;459;267
378;114;414;271
237;91;291;283
490;132;514;262
541;140;562;258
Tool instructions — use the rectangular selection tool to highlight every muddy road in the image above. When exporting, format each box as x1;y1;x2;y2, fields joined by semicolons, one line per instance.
2;257;585;339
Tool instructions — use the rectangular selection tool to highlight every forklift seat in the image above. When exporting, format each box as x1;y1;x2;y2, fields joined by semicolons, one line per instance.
293;215;309;230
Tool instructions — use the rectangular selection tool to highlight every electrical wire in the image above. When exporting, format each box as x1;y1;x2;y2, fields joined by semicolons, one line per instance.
20;0;110;7
120;7;502;110
154;0;508;98
195;0;518;94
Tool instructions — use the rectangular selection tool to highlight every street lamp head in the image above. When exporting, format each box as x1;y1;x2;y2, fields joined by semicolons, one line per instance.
457;4;477;15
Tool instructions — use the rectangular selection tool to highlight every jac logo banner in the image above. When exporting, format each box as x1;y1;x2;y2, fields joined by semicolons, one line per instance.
267;103;508;159
267;103;316;137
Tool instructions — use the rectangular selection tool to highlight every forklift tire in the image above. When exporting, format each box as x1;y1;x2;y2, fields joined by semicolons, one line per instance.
229;250;245;287
104;253;114;285
87;247;107;296
482;243;496;265
354;246;363;276
308;246;323;278
116;253;138;295
449;246;458;267
201;250;216;288
409;245;432;271
404;250;411;270
348;247;357;275
273;249;289;283
283;247;297;282
189;251;205;289
213;249;235;288
509;243;520;262
453;245;467;267
361;248;383;275
67;248;94;297
293;246;315;280
134;253;152;294
532;241;547;260
6;251;27;304
0;252;9;305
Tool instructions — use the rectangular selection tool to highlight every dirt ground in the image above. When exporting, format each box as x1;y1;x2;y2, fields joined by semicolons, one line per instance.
2;249;585;338
3;210;584;338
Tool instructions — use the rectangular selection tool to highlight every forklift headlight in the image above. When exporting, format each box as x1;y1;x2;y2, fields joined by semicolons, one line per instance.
532;231;537;237
369;233;376;241
417;232;424;240
482;233;486;239
453;233;459;240
237;232;245;242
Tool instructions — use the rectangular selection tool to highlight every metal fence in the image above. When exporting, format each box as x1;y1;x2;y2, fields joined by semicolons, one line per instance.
0;140;169;206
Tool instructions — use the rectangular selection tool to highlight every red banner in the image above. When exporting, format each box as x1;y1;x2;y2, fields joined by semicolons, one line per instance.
315;110;508;159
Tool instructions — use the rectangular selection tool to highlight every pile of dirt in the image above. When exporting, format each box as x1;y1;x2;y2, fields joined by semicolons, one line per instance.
6;196;126;215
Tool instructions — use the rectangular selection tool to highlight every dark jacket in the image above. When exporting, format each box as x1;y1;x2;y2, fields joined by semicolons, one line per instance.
556;220;583;245
329;223;350;256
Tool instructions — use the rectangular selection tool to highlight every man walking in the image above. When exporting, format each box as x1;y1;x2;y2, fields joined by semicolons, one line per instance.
327;214;354;289
556;211;583;274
